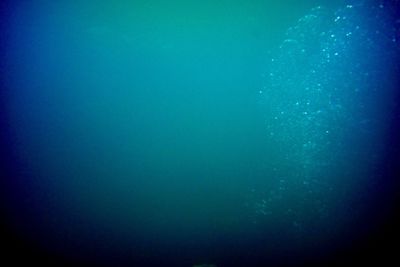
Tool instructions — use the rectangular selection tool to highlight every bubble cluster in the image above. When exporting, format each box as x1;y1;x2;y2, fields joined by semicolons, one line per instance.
253;1;400;232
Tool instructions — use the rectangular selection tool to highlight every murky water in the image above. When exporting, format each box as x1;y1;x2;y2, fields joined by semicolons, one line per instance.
1;1;399;266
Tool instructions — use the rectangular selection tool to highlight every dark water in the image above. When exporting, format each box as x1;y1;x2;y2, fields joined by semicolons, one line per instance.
1;1;399;266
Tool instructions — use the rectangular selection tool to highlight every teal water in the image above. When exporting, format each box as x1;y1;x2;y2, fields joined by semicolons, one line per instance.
1;1;399;266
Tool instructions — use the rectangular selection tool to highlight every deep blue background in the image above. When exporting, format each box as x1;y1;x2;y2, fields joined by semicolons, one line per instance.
1;1;400;266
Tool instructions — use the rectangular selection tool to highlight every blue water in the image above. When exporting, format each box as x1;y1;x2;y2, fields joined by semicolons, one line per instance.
1;1;399;266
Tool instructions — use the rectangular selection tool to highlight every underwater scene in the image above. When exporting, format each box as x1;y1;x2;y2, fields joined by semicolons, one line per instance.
1;1;399;266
